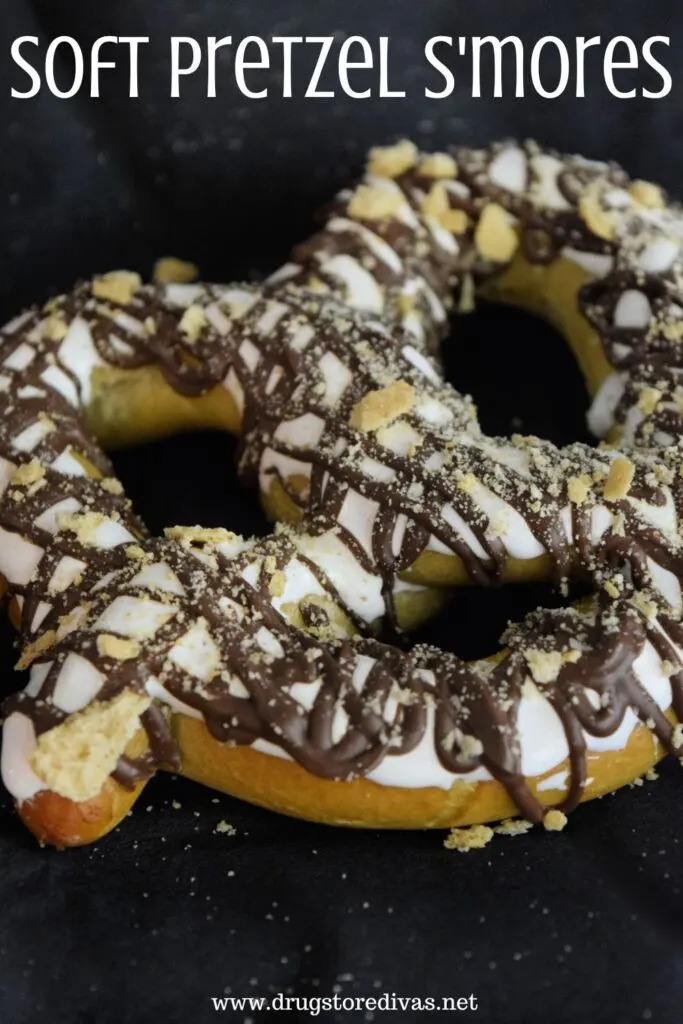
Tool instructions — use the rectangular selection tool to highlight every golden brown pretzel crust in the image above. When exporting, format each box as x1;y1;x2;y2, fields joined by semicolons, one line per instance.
18;709;667;846
9;250;677;844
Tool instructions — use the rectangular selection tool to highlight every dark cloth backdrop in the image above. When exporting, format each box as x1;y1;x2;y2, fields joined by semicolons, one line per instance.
1;2;683;1022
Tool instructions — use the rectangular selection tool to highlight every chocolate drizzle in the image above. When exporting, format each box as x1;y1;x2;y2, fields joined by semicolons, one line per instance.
2;139;683;825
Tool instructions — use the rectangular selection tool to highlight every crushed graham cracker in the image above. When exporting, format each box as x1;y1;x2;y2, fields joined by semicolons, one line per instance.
637;386;662;416
214;820;237;835
153;256;199;284
42;314;69;342
542;809;568;832
603;455;635;502
367;139;418;178
629;180;665;209
268;570;286;598
418;152;458;179
11;459;45;488
525;649;564;684
100;477;124;496
421;183;469;234
444;824;494;852
178;304;207;344
348;184;405;222
56;511;107;547
92;270;142;306
97;634;141;661
29;690;150;803
567;475;591;505
494;818;533;837
474;203;518;262
165;525;239;547
349;380;415;432
15;629;57;671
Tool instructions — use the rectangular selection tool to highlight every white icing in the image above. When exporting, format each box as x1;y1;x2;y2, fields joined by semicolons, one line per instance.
488;147;527;193
57;318;105;404
274;412;324;449
238;338;261;372
169;621;221;682
48;556;87;595
40;365;79;407
561;247;614;276
34;497;81;536
0;526;43;585
638;238;679;274
52;653;104;714
296;530;385;624
529;153;572;210
95;595;176;639
318;351;353;406
130;562;186;597
12;418;54;453
3;342;35;372
51;450;88;477
537;770;569;792
613;290;651;330
318;254;384;313
1;713;44;802
587;372;627;438
328;217;403;274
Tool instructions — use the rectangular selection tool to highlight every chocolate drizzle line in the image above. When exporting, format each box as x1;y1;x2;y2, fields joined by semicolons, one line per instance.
2;139;683;825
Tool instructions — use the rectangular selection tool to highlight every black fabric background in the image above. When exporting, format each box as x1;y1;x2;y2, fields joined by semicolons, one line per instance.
2;2;683;1022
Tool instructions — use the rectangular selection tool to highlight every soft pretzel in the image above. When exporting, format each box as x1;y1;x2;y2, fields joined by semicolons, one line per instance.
3;139;683;848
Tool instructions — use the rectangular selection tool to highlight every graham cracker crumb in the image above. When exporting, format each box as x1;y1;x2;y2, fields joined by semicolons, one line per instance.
29;690;150;803
43;314;69;342
126;545;147;562
153;256;199;284
603;455;635;502
268;570;286;598
100;477;124;496
632;591;657;622
165;525;238;547
178;304;207;344
457;473;478;494
444;824;494;852
92;271;142;306
494;818;533;837
629;180;665;209
567;475;590;505
367;140;418;178
474;203;518;262
637;386;662;416
418;152;457;179
543;809;568;832
11;459;46;488
57;511;108;547
349;380;415;432
214;820;237;835
15;629;57;671
525;649;564;684
421;183;469;234
348;184;405;222
97;634;141;661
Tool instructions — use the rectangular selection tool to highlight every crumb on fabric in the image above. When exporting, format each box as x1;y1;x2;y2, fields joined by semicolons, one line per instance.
543;809;568;832
443;824;494;851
